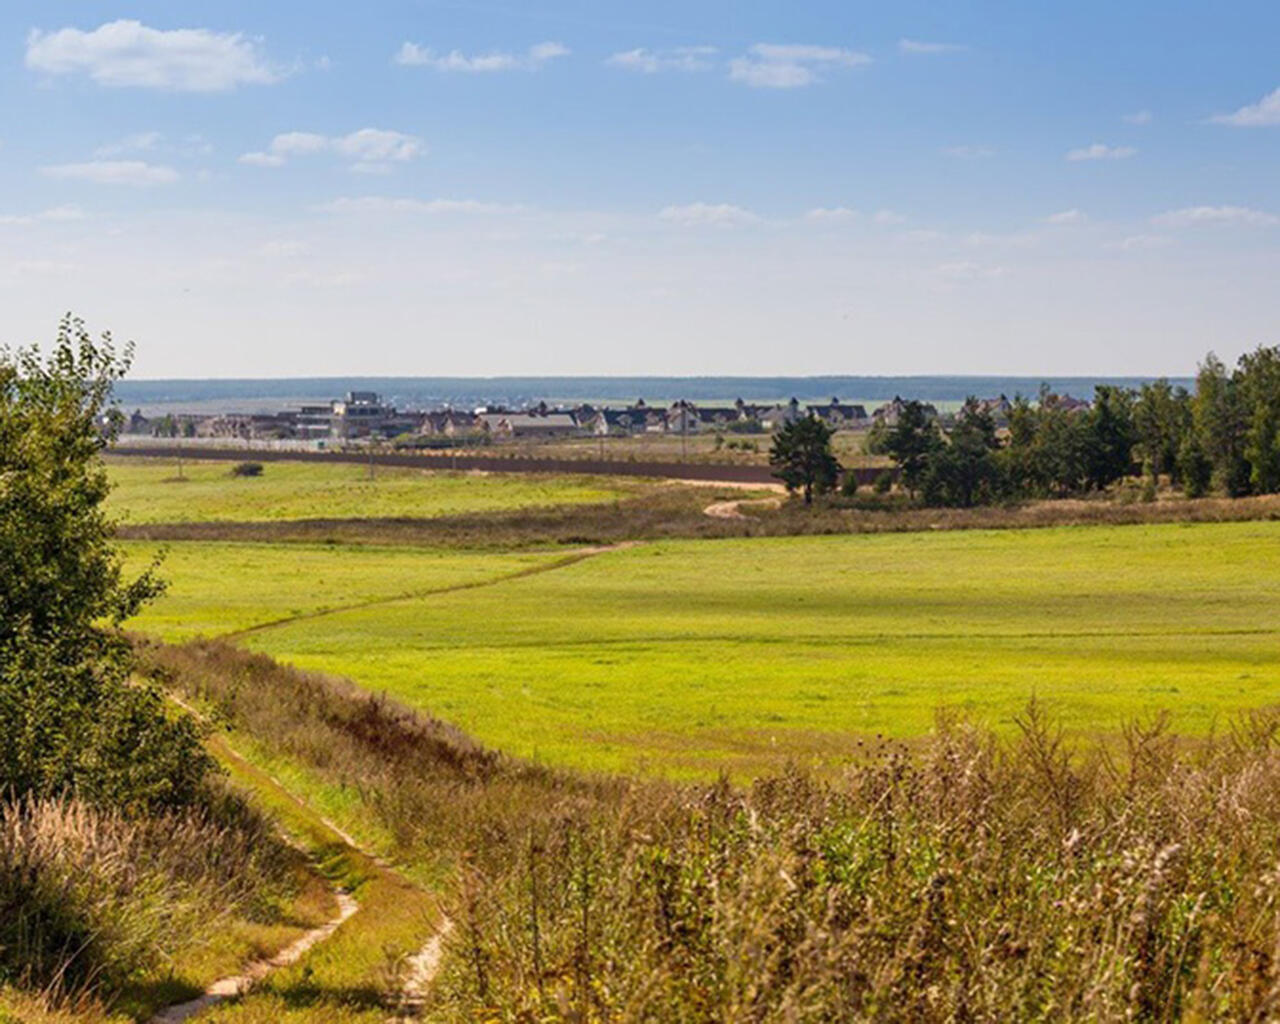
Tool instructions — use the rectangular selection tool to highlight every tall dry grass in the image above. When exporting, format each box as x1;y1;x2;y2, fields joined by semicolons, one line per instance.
0;787;293;1003
142;639;1280;1021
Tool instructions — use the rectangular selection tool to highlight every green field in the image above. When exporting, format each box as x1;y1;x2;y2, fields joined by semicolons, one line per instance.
125;520;1280;776
105;456;632;523
122;542;558;640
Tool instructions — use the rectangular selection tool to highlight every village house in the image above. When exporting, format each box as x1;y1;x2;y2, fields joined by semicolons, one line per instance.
476;408;580;438
805;397;869;429
872;396;939;426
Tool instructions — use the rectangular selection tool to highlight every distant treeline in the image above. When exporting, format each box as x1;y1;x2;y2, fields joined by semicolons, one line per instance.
113;373;1193;412
871;345;1280;507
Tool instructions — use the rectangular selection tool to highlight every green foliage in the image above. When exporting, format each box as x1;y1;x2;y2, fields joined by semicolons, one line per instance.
0;316;210;810
919;398;1004;508
231;461;264;477
768;415;841;505
1133;379;1191;482
879;400;940;495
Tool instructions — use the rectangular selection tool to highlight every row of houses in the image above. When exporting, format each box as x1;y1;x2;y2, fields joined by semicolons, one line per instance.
122;391;1091;444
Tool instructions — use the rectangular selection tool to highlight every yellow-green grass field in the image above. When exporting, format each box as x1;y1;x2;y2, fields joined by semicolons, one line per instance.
121;542;559;640
104;456;632;523
126;521;1280;777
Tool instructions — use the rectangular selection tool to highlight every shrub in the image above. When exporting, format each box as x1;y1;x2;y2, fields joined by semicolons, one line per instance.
873;469;894;494
231;461;264;477
0;317;211;811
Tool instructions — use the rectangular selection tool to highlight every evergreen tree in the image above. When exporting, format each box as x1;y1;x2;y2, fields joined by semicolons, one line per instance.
881;400;941;496
769;415;841;505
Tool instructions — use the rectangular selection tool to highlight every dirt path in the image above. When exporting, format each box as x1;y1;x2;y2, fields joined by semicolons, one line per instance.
156;694;454;1022
704;496;783;519
150;892;359;1024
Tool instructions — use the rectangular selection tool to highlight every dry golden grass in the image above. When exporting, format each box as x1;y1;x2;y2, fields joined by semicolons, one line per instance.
141;638;1280;1021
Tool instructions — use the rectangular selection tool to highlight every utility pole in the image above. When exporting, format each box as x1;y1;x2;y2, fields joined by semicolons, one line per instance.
681;401;688;462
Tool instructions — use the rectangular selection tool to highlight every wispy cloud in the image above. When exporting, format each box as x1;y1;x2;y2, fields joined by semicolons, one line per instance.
1123;110;1153;125
899;39;966;55
1106;234;1170;251
729;43;870;89
0;205;86;226
936;260;1007;280
394;41;568;72
241;129;424;173
1066;143;1137;162
659;202;759;227
804;206;859;223
93;131;162;157
317;196;521;216
1152;205;1278;228
606;46;717;74
25;20;282;91
1211;87;1280;127
42;160;178;185
1046;209;1086;225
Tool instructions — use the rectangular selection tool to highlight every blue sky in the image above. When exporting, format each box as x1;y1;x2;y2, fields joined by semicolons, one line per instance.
2;1;1279;377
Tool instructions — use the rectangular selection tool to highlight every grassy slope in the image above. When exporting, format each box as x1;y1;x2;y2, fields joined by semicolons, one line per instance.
180;520;1280;776
104;457;630;524
121;542;557;640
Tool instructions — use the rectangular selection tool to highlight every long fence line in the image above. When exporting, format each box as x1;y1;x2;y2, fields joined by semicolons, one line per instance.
107;444;891;487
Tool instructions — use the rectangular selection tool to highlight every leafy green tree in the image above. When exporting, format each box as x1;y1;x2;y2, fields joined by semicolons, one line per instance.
0;316;211;809
920;398;1004;507
769;415;841;505
881;400;941;497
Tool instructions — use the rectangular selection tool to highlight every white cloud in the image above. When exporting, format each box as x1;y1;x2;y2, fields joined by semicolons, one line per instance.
94;131;162;157
1046;209;1086;225
25;20;281;91
805;206;859;223
1123;110;1153;125
239;151;286;168
241;129;424;172
1152;205;1278;228
42;160;178;185
317;196;520;216
0;205;87;226
606;46;717;74
943;144;993;159
729;43;870;89
1211;87;1280;127
659;202;759;227
899;39;965;55
394;41;568;72
1106;234;1170;251
936;261;1007;280
1066;143;1137;161
873;209;905;225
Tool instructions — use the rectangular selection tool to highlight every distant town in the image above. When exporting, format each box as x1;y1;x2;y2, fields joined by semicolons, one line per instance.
115;390;1094;446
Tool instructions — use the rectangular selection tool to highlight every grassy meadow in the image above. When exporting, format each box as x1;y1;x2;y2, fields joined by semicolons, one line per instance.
121;513;1280;776
120;542;557;640
104;456;632;523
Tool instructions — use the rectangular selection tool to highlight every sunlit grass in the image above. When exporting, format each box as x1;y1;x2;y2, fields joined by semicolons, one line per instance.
105;457;632;524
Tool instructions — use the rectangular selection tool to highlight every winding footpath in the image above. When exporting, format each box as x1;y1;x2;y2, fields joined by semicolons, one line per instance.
150;892;360;1024
151;695;454;1023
